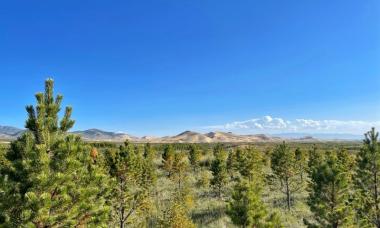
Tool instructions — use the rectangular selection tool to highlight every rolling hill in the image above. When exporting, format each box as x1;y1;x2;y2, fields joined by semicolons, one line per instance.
0;125;356;143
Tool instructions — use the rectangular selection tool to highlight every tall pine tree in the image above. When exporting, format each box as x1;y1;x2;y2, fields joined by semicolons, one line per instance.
0;78;110;227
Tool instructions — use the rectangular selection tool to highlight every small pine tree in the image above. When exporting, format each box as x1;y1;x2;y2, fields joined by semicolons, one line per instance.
197;170;212;188
305;150;353;228
161;182;195;228
354;127;380;227
236;147;265;182
105;141;156;227
144;143;155;161
143;143;157;186
188;145;201;172
308;144;324;177
210;146;228;198
227;179;283;228
162;145;175;177
227;148;238;178
172;152;190;190
213;143;227;159
294;147;307;182
162;201;195;228
270;141;301;210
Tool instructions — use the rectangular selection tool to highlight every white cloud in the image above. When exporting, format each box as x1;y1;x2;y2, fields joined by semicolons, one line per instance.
204;116;380;134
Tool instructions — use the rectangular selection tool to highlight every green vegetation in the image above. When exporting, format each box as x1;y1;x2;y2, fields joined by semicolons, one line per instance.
210;144;229;198
355;127;380;227
305;149;354;227
0;79;109;227
270;142;303;211
0;79;377;227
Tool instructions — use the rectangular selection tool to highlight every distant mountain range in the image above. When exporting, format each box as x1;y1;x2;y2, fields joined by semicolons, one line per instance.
72;129;139;142
0;125;361;143
0;126;24;140
273;132;362;140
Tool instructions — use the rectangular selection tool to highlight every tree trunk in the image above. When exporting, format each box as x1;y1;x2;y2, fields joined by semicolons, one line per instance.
178;174;181;190
375;170;380;226
286;178;291;210
218;185;222;198
120;206;125;228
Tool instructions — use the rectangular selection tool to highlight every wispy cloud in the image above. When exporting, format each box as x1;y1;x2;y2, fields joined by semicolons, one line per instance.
204;116;380;134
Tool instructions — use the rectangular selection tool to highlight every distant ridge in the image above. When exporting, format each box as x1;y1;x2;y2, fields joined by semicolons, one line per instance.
159;131;213;143
72;129;138;142
145;131;284;143
273;132;361;141
0;126;24;140
0;125;361;142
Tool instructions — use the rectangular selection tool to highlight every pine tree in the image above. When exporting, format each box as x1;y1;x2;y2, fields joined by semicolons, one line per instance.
105;141;156;227
210;145;228;198
305;150;353;228
270;141;301;210
213;143;226;158
308;144;324;177
227;148;238;178
144;143;155;161
355;127;380;227
197;170;212;188
236;147;265;182
161;179;195;228
171;152;190;190
228;146;282;228
188;145;201;172
0;149;8;224
294;148;307;182
143;143;157;187
162;202;195;228
227;179;283;228
0;78;110;227
162;145;175;177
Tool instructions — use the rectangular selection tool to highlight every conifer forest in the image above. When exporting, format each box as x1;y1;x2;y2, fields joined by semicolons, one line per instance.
0;79;379;228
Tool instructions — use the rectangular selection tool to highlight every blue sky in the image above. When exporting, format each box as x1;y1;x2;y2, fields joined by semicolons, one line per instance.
0;0;379;136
